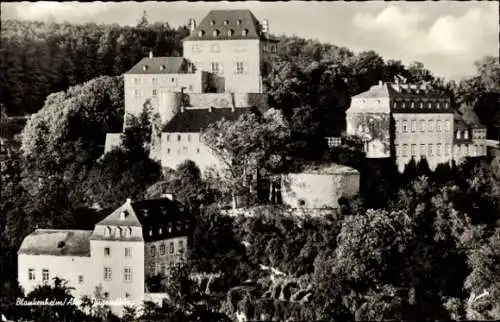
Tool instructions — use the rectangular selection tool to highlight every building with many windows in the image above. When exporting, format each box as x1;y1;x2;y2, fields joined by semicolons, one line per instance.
105;9;277;172
18;197;192;316
346;80;487;172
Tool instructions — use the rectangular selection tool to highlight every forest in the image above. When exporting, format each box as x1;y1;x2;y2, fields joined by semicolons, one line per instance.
1;13;499;321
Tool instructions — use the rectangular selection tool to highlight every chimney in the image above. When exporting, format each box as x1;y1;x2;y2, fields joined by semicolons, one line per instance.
378;80;383;87
188;18;196;34
262;19;269;36
149;51;153;58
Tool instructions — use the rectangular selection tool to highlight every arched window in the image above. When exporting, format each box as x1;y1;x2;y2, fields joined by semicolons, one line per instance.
212;29;220;37
198;30;205;37
227;29;234;36
242;29;249;36
236;19;242;25
210;20;215;26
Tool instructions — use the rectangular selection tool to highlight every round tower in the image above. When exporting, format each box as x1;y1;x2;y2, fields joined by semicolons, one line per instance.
158;91;183;126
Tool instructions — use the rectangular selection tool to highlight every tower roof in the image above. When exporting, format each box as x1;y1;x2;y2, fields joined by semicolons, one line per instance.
184;10;264;41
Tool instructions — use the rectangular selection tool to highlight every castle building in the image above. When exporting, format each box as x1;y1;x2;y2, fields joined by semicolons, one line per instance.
346;81;487;172
18;197;192;316
105;9;277;172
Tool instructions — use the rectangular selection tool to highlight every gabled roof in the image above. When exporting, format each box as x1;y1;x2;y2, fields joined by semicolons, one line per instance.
163;107;256;133
94;198;193;242
184;10;264;41
125;57;188;75
18;229;92;257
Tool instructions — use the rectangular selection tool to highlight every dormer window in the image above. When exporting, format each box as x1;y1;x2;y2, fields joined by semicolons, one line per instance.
242;29;249;36
457;131;461;139
464;130;469;139
120;211;128;220
410;102;415;109
224;20;229;25
159;227;163;234
420;102;424;108
142;65;148;71
160;65;165;71
428;102;432;109
210;20;215;26
105;226;112;237
213;29;220;37
227;29;234;36
128;227;132;237
236;19;242;25
198;30;205;37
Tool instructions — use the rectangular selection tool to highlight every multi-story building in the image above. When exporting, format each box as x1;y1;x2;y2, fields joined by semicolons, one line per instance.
346;81;487;172
18;197;192;316
105;9;276;172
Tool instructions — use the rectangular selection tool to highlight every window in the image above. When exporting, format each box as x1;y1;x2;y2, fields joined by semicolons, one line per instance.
402;121;408;133
125;293;130;299
104;267;112;281
420;120;425;132
167;148;170;154
464;130;469;139
227;29;234;36
124;267;132;282
461;145;467;156
211;62;221;74
428;144;433;156
152;89;158;96
196;148;200;153
420;101;424;108
151;245;156;257
166;135;170;142
456;131;461;139
42;269;49;282
224;20;229;25
236;19;242;25
420;144;426;156
133;89;141;98
403;144;409;157
78;275;84;283
104;292;109;299
177;135;181;141
410;102;415;109
475;145;479;156
212;29;220;37
152;77;158;85
210;20;215;26
160;243;166;255
428;120;434;132
235;61;246;74
396;122;402;133
125;247;132;258
182;146;188;153
411;120;417;132
411;144;417;156
242;29;249;36
198;30;205;37
134;77;141;84
188;84;194;91
428;102;432;109
168;223;172;233
28;269;35;281
211;44;220;52
161;263;166;274
178;240;184;253
437;144;442;156
436;120;441;132
169;242;174;254
171;77;176;83
104;247;110;257
192;45;201;53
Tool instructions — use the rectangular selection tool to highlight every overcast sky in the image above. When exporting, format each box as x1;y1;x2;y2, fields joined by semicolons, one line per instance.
2;1;498;80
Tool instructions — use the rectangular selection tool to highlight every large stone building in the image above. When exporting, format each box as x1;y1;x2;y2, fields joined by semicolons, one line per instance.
105;9;277;172
346;81;487;172
18;197;192;316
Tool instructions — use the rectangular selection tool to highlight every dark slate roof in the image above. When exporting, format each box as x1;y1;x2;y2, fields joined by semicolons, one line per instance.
163;107;257;133
125;57;188;75
184;10;264;41
94;198;193;242
18;229;92;257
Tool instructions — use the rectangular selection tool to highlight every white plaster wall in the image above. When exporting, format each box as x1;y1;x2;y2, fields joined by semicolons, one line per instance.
281;172;360;209
160;132;223;173
183;39;262;93
18;254;94;300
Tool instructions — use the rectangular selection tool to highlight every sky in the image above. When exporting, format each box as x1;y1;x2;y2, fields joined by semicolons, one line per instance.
2;1;498;80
